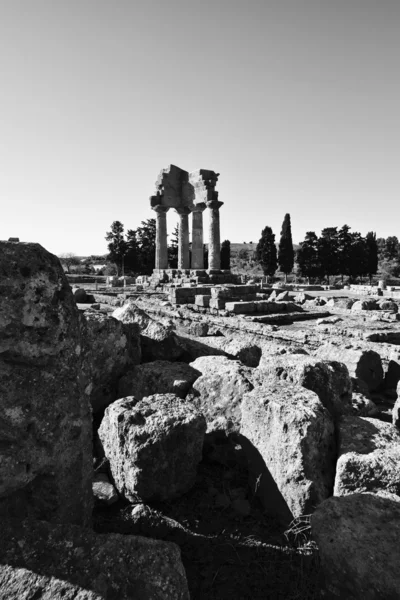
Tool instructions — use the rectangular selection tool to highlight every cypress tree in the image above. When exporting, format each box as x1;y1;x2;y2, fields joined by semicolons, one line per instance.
256;226;277;281
220;240;231;270
365;231;378;284
278;213;294;282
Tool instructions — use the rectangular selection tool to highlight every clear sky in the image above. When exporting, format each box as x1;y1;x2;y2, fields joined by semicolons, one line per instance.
1;0;399;256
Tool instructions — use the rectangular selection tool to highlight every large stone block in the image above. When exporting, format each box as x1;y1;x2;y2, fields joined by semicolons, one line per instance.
240;383;336;523
311;494;400;599
256;354;352;418
82;311;141;413
334;416;400;498
0;518;189;599
112;301;183;362
315;343;383;392
0;241;92;526
118;360;201;400
187;356;254;433
99;395;206;502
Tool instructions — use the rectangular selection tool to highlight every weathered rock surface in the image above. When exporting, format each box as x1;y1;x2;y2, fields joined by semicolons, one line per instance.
187;356;254;433
326;297;356;309
0;517;189;599
256;354;352;418
240;383;336;523
351;393;379;417
351;298;379;311
0;241;92;525
98;395;206;502
334;416;400;498
378;299;398;312
311;494;400;599
314;343;383;392
118;360;201;400
82;311;141;413
112;301;184;362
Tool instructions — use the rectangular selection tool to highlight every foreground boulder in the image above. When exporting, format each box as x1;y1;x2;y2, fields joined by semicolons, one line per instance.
118;360;201;400
240;383;336;523
334;416;400;499
82;311;141;413
315;343;383;392
112;301;184;362
0;241;92;526
311;494;400;599
187;356;254;434
0;518;189;599
256;354;352;418
99;395;206;502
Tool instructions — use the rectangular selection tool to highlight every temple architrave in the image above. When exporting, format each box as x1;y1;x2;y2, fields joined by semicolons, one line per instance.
150;165;236;285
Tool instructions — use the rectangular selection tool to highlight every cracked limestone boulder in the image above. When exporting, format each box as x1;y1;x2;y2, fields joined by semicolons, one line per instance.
0;241;92;526
314;343;384;392
334;416;400;499
0;517;189;600
240;382;336;524
98;395;206;502
351;298;379;311
186;356;254;434
311;494;400;599
118;360;201;400
82;311;141;413
255;354;352;418
112;301;184;362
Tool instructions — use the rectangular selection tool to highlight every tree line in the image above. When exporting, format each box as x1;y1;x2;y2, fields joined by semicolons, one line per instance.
105;220;232;275
255;216;386;284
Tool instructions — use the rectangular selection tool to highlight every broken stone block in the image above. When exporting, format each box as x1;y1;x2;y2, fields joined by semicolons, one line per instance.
256;354;352;418
0;241;92;526
351;393;379;417
225;301;255;314
187;356;254;434
276;291;290;301
311;494;400;599
93;473;118;506
351;299;379;311
315;343;383;392
0;517;189;599
118;360;201;400
209;297;226;309
112;301;184;362
334;416;400;499
82;311;141;414
240;382;336;523
98;395;206;502
194;294;211;307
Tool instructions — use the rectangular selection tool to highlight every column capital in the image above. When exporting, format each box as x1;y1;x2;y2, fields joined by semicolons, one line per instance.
174;206;192;215
205;200;224;210
152;204;170;214
192;202;207;213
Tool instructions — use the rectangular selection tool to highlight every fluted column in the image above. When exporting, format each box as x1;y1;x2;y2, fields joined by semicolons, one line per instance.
206;200;224;271
191;203;206;269
175;207;191;270
153;205;169;270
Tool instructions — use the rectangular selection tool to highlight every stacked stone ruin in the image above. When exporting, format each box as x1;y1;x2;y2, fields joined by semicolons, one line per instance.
150;164;237;285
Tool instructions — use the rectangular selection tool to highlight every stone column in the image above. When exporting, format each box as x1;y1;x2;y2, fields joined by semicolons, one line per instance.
175;207;191;270
191;203;206;269
153;206;169;270
206;200;224;271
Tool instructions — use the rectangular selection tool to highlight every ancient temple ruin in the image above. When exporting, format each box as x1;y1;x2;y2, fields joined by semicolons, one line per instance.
150;165;235;284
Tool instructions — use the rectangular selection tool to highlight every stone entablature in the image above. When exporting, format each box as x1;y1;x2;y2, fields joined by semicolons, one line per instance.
150;165;224;274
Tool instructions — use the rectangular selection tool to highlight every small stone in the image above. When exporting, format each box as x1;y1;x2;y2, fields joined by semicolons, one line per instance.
92;473;118;506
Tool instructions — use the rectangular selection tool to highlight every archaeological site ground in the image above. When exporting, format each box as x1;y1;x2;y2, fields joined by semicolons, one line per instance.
1;168;400;599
